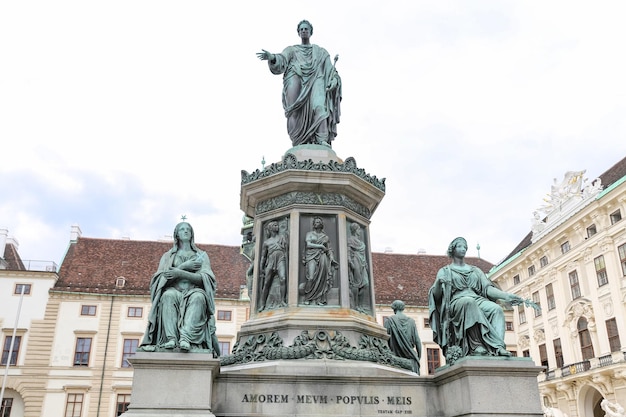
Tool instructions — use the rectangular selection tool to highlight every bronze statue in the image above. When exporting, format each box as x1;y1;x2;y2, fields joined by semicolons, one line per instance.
428;237;533;364
347;222;370;313
257;20;341;147
300;216;338;305
384;300;422;374
258;220;288;311
139;222;219;356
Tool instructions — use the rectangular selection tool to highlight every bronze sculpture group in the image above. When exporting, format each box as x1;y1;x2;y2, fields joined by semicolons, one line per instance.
136;21;537;375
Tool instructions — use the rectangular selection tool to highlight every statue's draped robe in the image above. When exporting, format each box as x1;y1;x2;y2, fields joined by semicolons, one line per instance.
268;44;341;146
261;233;288;308
140;248;218;354
428;265;506;357
384;314;422;374
301;231;334;304
348;236;369;289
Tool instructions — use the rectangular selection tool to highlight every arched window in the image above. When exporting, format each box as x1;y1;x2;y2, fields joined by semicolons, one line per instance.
577;318;594;360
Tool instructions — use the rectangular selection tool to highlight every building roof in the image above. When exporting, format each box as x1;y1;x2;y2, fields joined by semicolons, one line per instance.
55;236;493;306
497;155;626;266
2;242;26;270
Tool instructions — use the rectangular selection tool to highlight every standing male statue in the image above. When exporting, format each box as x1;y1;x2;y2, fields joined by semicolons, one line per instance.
257;20;341;147
384;300;422;374
258;220;288;312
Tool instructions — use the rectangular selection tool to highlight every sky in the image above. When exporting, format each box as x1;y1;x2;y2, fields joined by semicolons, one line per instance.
2;1;626;268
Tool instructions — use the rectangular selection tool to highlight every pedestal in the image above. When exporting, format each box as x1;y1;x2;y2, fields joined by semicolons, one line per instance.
122;352;220;417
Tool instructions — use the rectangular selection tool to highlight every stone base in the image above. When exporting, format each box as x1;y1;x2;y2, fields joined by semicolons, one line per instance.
121;352;220;417
283;144;343;164
212;357;544;417
432;357;544;417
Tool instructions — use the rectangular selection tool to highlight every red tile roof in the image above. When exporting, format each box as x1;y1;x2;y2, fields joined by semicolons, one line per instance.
55;237;492;306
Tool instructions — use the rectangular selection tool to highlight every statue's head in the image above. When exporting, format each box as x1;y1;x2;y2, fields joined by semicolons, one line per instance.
391;300;405;312
350;222;360;234
446;237;467;258
173;222;196;249
266;220;279;234
312;216;324;229
297;20;313;35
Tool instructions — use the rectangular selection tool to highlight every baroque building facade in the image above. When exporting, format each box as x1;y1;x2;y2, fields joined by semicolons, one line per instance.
489;156;626;417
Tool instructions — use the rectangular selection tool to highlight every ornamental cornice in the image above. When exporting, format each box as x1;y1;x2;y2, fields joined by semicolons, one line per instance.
241;155;386;193
220;329;412;371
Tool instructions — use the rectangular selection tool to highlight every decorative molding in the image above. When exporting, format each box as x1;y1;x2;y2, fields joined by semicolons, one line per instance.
220;330;412;371
534;329;546;343
532;170;603;243
564;299;595;337
256;191;371;218
242;155;386;192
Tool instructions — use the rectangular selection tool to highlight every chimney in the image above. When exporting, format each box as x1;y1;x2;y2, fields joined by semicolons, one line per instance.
70;224;82;242
0;228;7;262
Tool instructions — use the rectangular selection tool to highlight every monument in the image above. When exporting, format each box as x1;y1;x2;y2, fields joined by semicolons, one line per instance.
124;20;545;417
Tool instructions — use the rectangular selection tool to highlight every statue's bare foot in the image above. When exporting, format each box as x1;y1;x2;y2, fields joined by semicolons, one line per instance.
472;346;487;356
139;345;156;352
161;339;177;349
497;348;512;357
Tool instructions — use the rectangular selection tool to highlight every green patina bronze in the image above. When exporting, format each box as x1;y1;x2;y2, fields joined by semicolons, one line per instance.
138;222;220;356
241;154;386;194
257;20;341;147
220;330;413;371
384;300;422;374
428;237;538;365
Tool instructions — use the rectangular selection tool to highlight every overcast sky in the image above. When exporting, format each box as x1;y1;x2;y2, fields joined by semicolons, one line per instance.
2;1;625;268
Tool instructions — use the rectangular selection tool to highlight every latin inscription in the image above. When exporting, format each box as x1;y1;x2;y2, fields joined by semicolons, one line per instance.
241;393;413;413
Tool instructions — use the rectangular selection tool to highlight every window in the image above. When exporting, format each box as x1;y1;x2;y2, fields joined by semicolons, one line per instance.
553;338;564;368
116;394;130;416
513;274;520;285
74;338;92;366
427;347;440;375
1;335;21;366
64;393;84;417
1;398;13;417
518;304;526;324
578;318;595;360
618;243;626;276
561;241;570;254
121;339;138;368
14;283;31;295
528;265;536;277
532;292;542;317
587;224;597;238
505;321;514;331
606;318;621;352
217;310;232;321
523;350;530;357
128;307;143;318
540;256;549;268
538;344;548;368
218;341;230;356
569;270;581;299
423;318;430;328
594;255;609;287
610;209;622;225
80;305;96;316
546;284;556;311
